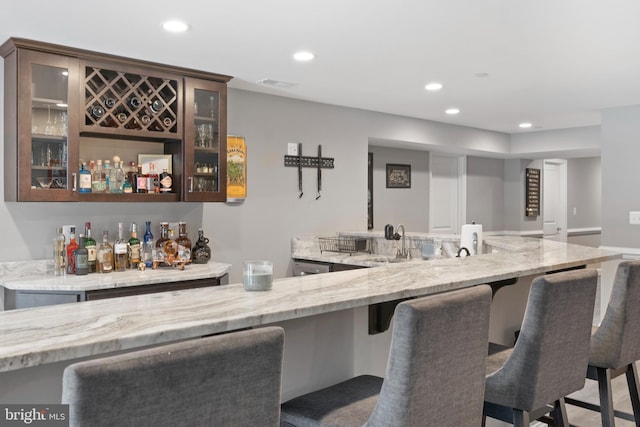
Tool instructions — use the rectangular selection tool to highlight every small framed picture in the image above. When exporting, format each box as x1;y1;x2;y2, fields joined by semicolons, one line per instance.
138;154;172;174
386;164;411;188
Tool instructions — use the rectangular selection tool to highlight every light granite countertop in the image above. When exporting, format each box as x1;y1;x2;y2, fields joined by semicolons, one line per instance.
0;261;231;291
0;237;620;372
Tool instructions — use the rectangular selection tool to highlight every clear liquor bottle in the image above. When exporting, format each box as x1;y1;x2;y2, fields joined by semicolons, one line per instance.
114;222;128;272
75;234;89;275
53;226;66;275
79;162;92;193
84;222;97;273
128;223;141;269
109;161;125;194
97;230;113;273
103;160;111;193
92;159;106;193
143;221;154;268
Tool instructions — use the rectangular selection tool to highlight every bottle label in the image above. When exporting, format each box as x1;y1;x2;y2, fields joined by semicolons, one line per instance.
86;246;97;262
114;242;128;254
160;176;172;192
136;177;146;191
79;173;92;192
129;243;141;261
76;254;88;268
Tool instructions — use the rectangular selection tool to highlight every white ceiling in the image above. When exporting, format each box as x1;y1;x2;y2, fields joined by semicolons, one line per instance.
2;0;640;134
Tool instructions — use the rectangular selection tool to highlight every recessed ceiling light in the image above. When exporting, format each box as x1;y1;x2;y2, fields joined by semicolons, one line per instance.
475;72;489;78
56;103;68;108
162;20;189;32
519;122;533;128
293;51;315;61
445;108;460;115
425;82;443;91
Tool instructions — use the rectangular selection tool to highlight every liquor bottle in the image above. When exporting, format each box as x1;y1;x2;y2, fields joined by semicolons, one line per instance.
159;168;172;193
84;222;97;273
125;161;137;193
114;222;128;272
109;160;125;194
136;164;147;193
79;162;92;193
191;228;211;264
143;221;154;268
103;160;111;193
155;222;170;250
128;223;141;269
175;222;192;262
146;162;159;193
66;226;78;274
92;159;106;193
97;229;113;273
75;234;89;275
53;226;66;275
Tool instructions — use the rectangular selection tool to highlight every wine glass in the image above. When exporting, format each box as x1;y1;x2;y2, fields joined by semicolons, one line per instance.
44;105;54;136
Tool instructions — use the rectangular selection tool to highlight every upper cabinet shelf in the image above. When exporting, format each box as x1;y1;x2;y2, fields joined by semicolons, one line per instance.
1;37;232;203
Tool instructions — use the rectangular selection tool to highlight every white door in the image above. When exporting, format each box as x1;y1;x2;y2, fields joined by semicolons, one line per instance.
429;153;466;234
543;159;567;241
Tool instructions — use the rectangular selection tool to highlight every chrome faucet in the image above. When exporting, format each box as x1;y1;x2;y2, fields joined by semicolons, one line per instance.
385;223;410;259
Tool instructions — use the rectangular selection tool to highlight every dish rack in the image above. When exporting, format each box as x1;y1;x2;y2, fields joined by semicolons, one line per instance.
318;237;371;255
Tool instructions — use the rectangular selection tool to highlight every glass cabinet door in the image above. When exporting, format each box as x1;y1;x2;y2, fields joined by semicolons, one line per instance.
183;78;227;202
19;50;79;201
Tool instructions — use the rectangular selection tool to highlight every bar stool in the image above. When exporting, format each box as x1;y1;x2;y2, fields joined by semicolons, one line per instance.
482;269;598;427
280;285;493;427
565;259;640;426
62;327;284;427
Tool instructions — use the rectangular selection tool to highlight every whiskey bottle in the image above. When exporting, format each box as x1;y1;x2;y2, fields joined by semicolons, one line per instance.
175;222;192;262
75;234;89;275
191;228;211;264
146;162;159;193
84;222;97;273
53;226;66;275
128;223;141;269
97;230;113;273
125;161;137;193
66;226;78;274
155;222;170;250
114;222;128;272
136;164;147;193
143;221;154;268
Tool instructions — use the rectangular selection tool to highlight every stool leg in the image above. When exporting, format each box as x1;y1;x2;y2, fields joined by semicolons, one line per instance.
625;363;640;426
596;367;616;427
551;398;570;427
513;409;530;427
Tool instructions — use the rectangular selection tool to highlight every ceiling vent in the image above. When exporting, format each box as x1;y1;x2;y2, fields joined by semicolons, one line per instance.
257;79;296;88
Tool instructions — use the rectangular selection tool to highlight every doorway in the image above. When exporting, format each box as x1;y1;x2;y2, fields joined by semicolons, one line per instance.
429;153;466;234
543;159;567;241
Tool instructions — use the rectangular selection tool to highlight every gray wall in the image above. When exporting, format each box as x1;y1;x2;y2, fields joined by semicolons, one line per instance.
467;156;505;231
368;146;429;232
567;157;601;229
601;106;640;249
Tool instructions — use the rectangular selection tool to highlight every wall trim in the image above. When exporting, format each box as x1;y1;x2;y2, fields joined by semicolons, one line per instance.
567;227;602;236
485;228;602;238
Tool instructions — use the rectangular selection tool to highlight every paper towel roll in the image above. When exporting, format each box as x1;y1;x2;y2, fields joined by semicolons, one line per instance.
460;223;483;256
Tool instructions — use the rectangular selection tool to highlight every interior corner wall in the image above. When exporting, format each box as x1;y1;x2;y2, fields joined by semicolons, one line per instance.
567;157;601;229
601;105;640;249
368;145;429;232
466;156;505;231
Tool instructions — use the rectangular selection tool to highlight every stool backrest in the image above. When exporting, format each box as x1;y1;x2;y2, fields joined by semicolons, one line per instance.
590;259;640;368
486;269;597;411
62;327;284;427
366;285;492;426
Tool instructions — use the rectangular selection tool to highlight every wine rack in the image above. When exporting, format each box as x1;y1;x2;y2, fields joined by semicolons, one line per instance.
83;65;180;136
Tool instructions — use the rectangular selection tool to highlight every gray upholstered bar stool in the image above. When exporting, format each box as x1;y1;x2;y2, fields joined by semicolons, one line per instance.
565;259;640;426
62;326;285;427
280;285;493;427
482;269;598;427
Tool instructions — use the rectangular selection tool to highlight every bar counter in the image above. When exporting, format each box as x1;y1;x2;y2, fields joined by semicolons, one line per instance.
0;237;620;373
